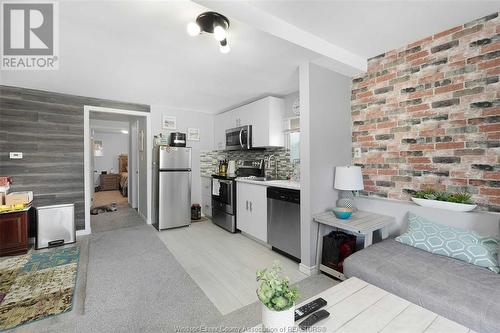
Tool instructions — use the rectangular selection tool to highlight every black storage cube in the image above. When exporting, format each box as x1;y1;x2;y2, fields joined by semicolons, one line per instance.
321;231;357;273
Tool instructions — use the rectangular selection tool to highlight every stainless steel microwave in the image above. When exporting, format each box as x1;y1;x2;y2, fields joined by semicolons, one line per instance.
225;125;252;150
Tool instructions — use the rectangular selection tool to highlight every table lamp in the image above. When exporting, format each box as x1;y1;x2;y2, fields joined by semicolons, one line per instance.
334;166;364;210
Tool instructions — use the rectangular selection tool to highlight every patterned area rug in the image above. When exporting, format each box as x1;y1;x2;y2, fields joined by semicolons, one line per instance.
0;247;79;331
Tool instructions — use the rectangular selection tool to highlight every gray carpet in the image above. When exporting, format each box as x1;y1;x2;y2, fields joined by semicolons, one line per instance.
9;221;337;332
81;224;221;332
90;204;145;233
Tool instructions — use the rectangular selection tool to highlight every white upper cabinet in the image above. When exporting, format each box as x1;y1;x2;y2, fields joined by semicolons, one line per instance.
214;110;231;150
214;96;285;149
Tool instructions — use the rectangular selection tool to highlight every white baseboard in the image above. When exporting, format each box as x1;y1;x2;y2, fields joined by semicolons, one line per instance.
299;263;319;276
241;231;271;248
138;211;148;224
76;229;91;237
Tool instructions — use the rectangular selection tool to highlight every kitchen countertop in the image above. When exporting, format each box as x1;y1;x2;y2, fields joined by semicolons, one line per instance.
235;178;300;190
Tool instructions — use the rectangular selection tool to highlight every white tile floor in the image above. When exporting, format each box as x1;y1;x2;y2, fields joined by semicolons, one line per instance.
157;220;307;315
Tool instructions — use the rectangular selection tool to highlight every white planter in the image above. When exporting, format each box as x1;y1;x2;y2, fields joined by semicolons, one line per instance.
261;303;294;332
411;197;477;212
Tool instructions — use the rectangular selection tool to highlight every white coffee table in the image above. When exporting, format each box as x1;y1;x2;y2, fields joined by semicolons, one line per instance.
247;277;474;333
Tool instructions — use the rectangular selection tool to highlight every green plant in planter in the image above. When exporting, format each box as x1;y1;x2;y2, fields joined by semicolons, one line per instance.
256;262;299;311
414;189;473;204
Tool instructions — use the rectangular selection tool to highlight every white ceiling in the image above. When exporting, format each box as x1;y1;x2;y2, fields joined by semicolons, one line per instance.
1;1;316;113
248;1;500;59
2;1;497;114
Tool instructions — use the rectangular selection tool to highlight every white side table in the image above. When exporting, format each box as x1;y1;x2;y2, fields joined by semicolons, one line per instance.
313;210;394;280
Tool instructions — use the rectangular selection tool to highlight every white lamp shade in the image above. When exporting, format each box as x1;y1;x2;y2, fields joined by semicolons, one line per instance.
334;166;364;191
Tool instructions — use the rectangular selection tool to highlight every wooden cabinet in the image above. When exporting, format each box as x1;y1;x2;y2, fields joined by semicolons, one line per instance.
236;182;267;243
0;210;29;257
214;96;285;150
99;173;120;191
201;176;212;217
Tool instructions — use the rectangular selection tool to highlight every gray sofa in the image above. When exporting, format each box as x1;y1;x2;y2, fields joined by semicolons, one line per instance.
344;239;500;333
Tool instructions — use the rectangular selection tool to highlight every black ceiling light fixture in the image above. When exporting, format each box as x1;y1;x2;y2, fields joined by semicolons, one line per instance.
187;11;231;54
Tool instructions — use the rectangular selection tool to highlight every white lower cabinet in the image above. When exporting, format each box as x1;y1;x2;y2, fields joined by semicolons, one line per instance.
236;182;267;243
201;177;212;217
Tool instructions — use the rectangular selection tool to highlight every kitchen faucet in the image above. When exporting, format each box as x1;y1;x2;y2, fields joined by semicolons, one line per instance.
267;154;278;180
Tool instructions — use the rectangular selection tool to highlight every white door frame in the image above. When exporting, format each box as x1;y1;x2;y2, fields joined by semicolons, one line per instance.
81;105;152;236
129;120;139;209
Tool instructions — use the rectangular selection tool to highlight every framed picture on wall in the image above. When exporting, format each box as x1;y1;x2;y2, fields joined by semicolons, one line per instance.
187;128;200;141
162;115;177;130
93;140;103;156
139;130;144;152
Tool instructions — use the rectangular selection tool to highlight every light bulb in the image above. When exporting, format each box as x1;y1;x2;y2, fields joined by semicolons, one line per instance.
187;22;200;36
213;25;226;41
220;44;230;54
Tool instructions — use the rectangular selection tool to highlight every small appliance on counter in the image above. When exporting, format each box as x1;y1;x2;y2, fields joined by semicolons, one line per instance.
227;160;236;176
218;160;228;176
170;132;187;147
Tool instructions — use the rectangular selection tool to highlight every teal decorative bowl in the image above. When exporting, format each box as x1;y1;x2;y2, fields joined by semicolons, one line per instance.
332;207;353;219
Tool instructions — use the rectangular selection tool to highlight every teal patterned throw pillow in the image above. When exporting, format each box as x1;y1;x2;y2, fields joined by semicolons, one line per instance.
396;213;500;273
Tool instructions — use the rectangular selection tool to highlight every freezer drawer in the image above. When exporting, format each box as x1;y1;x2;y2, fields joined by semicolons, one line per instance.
157;171;191;230
36;204;76;249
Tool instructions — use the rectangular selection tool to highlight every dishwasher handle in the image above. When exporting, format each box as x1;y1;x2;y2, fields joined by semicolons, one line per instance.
267;187;300;204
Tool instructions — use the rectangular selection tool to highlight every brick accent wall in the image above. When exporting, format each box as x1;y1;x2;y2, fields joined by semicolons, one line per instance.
351;12;500;212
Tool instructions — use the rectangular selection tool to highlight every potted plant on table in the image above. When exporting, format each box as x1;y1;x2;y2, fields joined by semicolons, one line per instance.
257;262;299;332
411;189;477;212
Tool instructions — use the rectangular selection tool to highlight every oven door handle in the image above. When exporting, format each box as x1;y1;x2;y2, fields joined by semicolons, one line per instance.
239;128;244;148
218;179;233;185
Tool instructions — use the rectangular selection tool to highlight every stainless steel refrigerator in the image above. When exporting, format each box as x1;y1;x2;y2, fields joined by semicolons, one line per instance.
152;146;191;230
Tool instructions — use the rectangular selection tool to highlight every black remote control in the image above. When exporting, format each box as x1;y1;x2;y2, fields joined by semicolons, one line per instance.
298;309;330;330
294;297;327;321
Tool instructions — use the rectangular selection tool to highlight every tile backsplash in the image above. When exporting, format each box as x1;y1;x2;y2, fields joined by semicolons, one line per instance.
200;148;298;180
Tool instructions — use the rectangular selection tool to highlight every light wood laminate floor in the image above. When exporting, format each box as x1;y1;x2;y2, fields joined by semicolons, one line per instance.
157;221;307;315
93;190;128;207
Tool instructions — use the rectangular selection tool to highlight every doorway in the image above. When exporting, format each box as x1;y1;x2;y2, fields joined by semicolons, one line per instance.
82;106;152;236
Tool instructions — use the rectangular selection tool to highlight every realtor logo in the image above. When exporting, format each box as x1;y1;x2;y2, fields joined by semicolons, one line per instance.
1;1;59;70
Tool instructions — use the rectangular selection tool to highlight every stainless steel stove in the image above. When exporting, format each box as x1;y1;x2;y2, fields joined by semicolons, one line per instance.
211;160;264;233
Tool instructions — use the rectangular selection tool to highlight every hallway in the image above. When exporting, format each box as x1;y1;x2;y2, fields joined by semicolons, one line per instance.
90;204;145;233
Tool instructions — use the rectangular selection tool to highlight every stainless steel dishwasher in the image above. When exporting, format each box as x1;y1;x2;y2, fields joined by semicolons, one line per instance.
267;187;301;262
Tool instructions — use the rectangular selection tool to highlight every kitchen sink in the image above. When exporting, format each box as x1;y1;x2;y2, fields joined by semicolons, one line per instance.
237;177;300;189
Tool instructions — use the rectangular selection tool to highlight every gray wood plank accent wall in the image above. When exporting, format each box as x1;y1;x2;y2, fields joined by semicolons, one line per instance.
0;85;150;230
